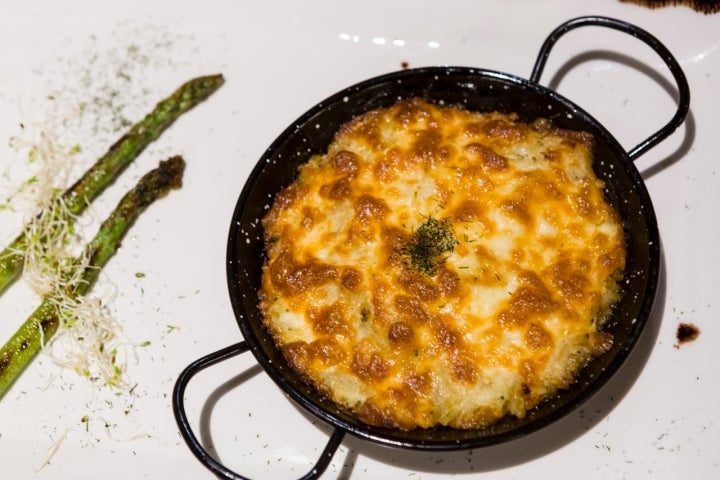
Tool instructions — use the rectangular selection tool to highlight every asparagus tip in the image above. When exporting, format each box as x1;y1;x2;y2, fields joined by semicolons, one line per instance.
182;74;225;101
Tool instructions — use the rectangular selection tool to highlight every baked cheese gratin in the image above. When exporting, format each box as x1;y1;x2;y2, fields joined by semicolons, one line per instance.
259;98;625;430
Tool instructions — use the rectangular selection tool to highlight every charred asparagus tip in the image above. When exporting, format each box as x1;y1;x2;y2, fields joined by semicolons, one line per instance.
0;156;186;398
0;74;223;296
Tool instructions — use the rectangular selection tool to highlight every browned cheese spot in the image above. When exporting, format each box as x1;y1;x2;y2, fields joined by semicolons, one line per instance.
499;272;555;325
333;150;360;176
310;303;354;336
451;356;478;383
549;258;591;304
373;148;401;182
404;372;430;395
352;349;390;382
388;321;415;345
306;338;347;365
500;198;532;226
524;323;554;350
436;267;461;298
262;183;306;227
351;194;388;241
452;199;486;222
394;295;433;325
484;118;526;143
465;143;508;171
268;250;338;297
398;272;439;301
341;268;362;291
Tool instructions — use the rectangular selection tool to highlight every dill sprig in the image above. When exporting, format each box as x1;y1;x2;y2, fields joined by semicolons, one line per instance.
401;216;458;276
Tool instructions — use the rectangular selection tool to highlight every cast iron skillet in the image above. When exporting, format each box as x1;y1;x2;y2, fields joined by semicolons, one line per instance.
173;16;689;480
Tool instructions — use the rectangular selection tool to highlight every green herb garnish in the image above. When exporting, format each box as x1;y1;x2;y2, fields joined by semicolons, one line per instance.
401;216;458;276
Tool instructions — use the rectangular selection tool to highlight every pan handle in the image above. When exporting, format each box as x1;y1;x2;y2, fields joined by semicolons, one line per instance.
529;15;690;161
172;341;346;480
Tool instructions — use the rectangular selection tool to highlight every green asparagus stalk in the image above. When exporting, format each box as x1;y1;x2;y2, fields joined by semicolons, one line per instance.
0;74;223;295
0;155;185;399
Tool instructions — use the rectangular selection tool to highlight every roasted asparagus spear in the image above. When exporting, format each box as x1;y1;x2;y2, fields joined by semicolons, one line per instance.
0;74;223;295
0;156;185;398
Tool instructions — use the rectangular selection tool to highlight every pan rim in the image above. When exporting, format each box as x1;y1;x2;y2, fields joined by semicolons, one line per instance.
225;65;660;450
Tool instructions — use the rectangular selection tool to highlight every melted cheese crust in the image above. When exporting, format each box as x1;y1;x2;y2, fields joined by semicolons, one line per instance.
260;98;625;430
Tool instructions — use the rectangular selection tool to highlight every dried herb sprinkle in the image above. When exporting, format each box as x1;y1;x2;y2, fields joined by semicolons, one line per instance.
401;216;458;276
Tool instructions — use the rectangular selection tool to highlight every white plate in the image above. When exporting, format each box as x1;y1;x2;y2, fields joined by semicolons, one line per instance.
0;1;718;479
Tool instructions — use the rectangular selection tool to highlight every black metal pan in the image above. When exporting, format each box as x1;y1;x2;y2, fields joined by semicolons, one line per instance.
173;16;689;480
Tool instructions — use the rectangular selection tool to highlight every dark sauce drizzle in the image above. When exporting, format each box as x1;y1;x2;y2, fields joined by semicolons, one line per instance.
675;322;700;347
620;0;720;14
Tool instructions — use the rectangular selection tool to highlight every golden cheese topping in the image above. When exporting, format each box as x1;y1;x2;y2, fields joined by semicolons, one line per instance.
259;98;625;430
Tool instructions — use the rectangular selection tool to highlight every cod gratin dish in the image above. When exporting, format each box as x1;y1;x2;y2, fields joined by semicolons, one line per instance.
259;98;626;430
